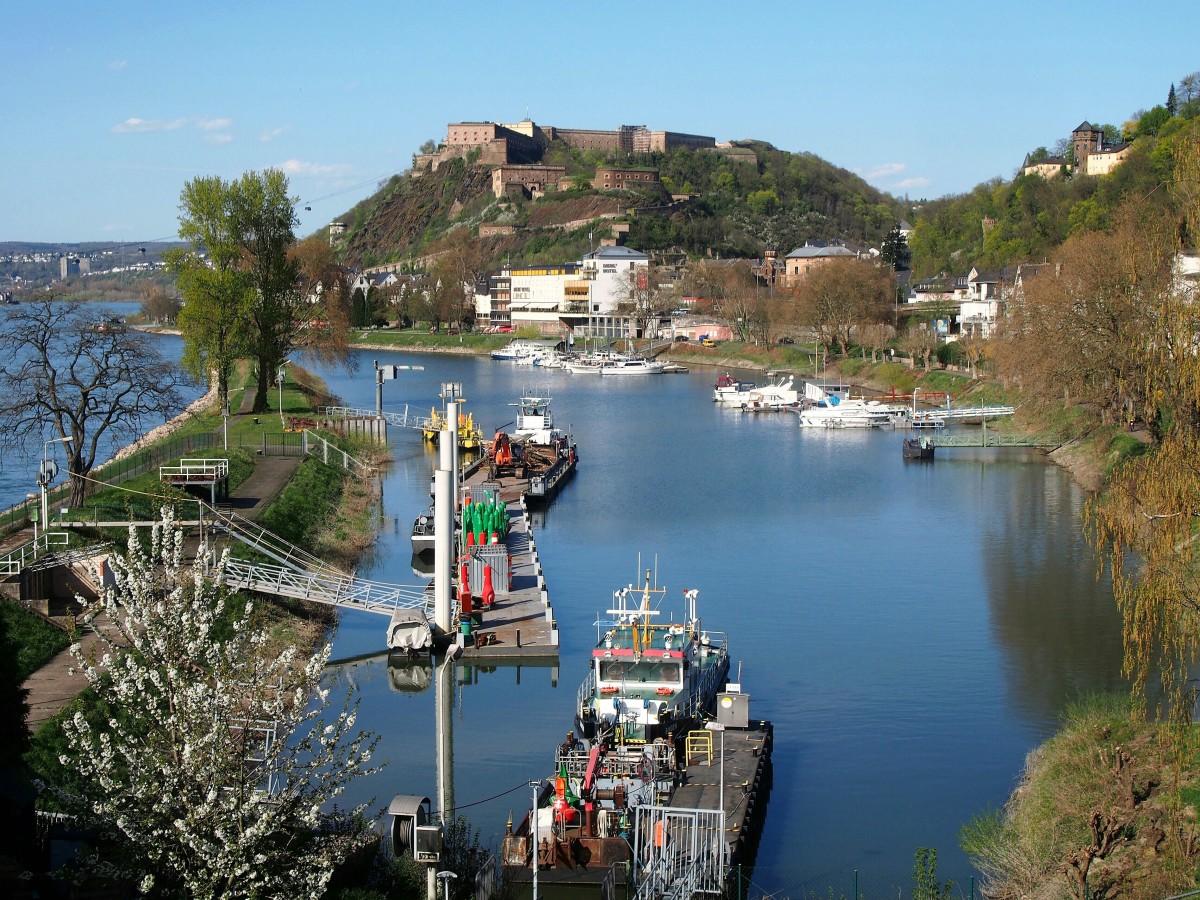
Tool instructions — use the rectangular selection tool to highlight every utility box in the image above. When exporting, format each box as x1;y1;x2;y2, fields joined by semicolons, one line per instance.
716;691;749;729
414;824;443;863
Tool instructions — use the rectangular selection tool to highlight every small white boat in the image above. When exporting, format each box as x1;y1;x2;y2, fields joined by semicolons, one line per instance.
722;375;800;411
599;357;664;376
492;339;556;362
795;382;906;428
565;351;625;374
713;373;754;402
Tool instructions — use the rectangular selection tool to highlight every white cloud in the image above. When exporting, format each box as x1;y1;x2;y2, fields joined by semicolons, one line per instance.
111;117;189;134
108;60;127;71
195;117;233;131
205;133;234;144
278;159;353;177
866;162;906;179
259;125;290;143
895;177;931;190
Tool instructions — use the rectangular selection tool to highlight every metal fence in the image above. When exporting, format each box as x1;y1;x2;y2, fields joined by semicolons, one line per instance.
0;428;370;539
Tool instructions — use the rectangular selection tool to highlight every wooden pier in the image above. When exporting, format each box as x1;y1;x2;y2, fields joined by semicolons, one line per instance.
452;463;559;661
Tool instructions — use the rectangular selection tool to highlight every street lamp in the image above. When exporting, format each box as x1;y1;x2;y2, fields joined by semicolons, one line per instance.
39;436;73;531
277;365;287;430
374;360;426;417
435;870;456;899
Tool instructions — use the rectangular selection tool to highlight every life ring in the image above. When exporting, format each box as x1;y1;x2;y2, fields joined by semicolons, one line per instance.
656;687;672;696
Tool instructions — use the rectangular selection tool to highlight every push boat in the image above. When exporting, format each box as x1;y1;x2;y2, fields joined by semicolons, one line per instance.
502;571;771;897
486;393;578;504
903;436;935;459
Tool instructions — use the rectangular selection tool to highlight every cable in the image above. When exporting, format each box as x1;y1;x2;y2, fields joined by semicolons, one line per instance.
433;778;534;814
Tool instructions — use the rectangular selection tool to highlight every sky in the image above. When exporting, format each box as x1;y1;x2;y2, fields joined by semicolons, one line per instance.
4;1;1198;244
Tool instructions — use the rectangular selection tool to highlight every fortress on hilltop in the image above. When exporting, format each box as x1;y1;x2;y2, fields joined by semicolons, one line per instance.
414;118;716;174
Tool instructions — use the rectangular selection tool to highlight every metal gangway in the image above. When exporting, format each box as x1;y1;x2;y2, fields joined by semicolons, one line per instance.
633;805;726;899
320;405;435;433
909;404;1016;427
218;557;431;618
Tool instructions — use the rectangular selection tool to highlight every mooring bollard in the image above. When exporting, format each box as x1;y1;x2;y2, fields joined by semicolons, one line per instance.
516;629;522;648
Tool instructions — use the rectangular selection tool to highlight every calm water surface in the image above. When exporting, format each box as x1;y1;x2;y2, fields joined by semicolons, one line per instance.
312;350;1125;892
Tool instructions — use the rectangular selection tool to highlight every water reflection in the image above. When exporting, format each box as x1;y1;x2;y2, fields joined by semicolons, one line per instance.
305;349;1126;884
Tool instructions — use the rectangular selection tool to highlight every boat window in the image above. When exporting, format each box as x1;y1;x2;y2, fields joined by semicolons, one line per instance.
600;660;633;681
601;659;681;685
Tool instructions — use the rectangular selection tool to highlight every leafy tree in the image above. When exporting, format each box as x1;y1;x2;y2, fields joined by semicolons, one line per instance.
912;847;954;900
0;298;186;506
1136;105;1172;138
231;169;306;413
169;174;252;412
1167;82;1178;116
789;257;893;354
137;281;182;325
350;287;371;328
49;512;380;897
1180;70;1200;104
880;225;911;271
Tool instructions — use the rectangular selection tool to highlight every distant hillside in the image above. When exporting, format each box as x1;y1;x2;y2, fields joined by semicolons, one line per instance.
329;139;907;271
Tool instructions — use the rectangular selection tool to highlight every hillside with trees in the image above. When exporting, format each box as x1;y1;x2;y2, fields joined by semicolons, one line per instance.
328;139;906;271
909;70;1200;277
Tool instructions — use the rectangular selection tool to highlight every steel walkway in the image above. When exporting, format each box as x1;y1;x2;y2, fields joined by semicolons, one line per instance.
218;557;432;618
910;404;1016;425
927;430;1058;448
320;405;435;432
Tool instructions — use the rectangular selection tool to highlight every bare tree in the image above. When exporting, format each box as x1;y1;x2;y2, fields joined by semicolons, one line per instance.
857;322;892;361
900;323;938;371
0;298;187;505
792;258;893;354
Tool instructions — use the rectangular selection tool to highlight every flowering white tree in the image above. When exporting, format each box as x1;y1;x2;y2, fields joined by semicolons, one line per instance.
54;510;379;897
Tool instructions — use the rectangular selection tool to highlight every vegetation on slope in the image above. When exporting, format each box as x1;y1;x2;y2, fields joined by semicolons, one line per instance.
332;138;907;271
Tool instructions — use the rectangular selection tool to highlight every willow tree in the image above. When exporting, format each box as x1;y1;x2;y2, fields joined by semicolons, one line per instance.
1082;195;1200;718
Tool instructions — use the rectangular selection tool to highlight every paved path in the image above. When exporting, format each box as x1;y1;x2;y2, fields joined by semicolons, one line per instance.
19;453;303;731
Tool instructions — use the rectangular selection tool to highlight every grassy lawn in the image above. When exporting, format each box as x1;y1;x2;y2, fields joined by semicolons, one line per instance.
1;600;71;680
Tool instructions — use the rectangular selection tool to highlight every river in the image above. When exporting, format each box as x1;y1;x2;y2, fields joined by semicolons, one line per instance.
306;349;1125;895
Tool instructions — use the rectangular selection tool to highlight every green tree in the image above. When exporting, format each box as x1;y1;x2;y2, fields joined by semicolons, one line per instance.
169;175;252;411
50;512;380;897
230;169;304;413
880;225;911;271
1167;82;1178;116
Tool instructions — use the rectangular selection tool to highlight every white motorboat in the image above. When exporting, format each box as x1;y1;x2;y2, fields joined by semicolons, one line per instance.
565;351;625;374
599;357;664;376
713;373;755;402
795;382;906;428
721;375;800;411
492;339;554;362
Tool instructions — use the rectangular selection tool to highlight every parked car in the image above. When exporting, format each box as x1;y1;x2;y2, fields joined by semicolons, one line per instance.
674;335;689;342
701;338;718;348
776;336;795;345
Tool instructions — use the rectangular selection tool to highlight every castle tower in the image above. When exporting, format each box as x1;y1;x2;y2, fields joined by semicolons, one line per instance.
1072;121;1103;173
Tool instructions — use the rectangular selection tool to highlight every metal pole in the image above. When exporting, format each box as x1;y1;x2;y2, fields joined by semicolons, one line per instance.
531;781;539;900
433;469;453;635
375;359;383;417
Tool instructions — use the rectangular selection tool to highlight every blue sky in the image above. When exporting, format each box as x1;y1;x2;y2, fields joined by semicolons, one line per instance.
5;1;1198;243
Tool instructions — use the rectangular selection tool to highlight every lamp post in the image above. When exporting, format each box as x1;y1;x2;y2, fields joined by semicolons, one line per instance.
374;359;426;417
39;436;73;531
277;366;287;430
222;403;230;451
435;870;456;899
